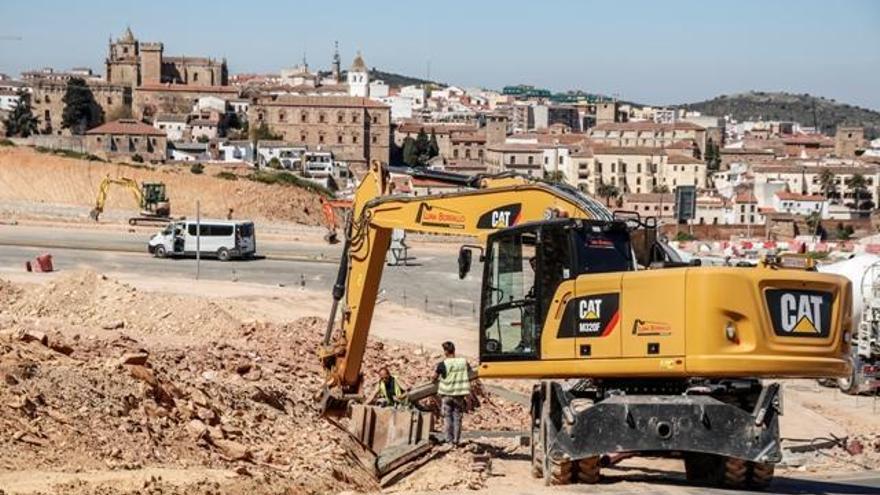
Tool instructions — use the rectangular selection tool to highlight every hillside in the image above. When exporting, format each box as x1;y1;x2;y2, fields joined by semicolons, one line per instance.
0;146;324;225
341;69;442;88
680;92;880;139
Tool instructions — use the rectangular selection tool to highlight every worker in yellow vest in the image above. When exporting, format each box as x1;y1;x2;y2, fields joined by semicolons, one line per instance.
434;341;472;446
367;366;408;407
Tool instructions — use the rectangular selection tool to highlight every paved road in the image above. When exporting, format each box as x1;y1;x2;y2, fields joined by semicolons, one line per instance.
0;224;483;318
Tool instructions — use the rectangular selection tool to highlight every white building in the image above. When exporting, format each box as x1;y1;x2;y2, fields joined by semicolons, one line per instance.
217;140;253;164
772;191;828;218
400;85;426;108
194;96;228;114
190;118;219;141
153;114;188;141
369;80;389;98
378;96;414;121
0;90;21;112
167;142;208;162
256;141;307;169
347;52;369;97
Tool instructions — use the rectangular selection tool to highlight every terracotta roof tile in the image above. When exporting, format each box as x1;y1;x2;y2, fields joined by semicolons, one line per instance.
775;191;825;201
86;119;166;137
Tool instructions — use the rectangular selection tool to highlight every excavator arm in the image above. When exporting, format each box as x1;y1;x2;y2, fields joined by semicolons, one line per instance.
89;176;143;221
319;162;612;414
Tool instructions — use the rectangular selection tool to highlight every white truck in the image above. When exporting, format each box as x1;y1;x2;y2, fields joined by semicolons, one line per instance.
148;220;256;261
819;255;880;393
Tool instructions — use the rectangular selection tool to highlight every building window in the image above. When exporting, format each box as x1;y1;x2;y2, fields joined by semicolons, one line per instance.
527;156;534;165
337;112;344;123
478;149;483;159
372;116;378;124
453;149;459;159
337;135;343;144
319;113;326;123
352;114;359;124
44;109;50;121
371;135;377;144
300;133;306;142
301;112;307;123
465;149;471;159
352;135;358;144
44;95;50;103
319;134;324;144
279;111;286;122
544;156;549;165
193;73;199;82
509;155;515;165
107;97;112;105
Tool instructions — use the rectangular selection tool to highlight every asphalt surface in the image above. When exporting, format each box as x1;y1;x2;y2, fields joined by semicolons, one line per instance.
0;224;483;318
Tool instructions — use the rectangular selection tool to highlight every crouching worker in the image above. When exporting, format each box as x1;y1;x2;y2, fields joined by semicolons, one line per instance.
366;366;408;407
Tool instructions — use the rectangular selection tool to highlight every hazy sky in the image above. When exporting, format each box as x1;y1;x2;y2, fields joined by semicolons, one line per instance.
1;0;878;109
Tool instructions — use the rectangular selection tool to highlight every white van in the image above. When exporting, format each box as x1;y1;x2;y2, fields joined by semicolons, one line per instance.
148;220;256;261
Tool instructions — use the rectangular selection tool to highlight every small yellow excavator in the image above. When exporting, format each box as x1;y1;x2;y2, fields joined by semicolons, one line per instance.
318;162;851;489
89;175;171;225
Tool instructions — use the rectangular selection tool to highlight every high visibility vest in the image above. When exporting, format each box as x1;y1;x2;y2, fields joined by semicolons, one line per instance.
377;377;404;403
438;357;470;396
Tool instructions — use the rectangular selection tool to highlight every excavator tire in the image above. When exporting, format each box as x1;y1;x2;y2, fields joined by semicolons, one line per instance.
530;420;543;478
748;462;775;489
576;456;601;484
546;455;574;485
721;456;748;488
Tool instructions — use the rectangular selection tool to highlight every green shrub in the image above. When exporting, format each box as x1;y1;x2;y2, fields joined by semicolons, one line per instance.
675;231;697;241
215;171;238;181
267;157;282;169
131;153;144;163
0;138;15;147
246;171;331;197
190;163;205;174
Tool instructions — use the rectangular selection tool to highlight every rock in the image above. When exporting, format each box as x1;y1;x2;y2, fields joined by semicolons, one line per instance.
127;365;158;388
187;419;208;440
210;438;252;461
17;329;47;345
120;352;149;366
49;341;74;356
102;320;125;330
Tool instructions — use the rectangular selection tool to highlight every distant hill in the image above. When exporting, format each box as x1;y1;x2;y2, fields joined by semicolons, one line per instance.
679;92;880;139
339;69;442;89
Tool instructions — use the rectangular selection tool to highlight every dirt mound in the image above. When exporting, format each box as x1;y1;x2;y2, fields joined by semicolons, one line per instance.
0;272;528;494
0;147;324;225
11;270;240;341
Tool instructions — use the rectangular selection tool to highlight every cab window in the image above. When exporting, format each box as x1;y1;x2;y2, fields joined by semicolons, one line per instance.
572;225;633;275
481;231;538;360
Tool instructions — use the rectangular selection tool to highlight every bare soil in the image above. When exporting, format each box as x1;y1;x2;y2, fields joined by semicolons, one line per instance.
0;271;878;494
0;147;324;226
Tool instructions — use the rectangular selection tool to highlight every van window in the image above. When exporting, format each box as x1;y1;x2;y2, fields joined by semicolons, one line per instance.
188;224;234;236
237;223;254;237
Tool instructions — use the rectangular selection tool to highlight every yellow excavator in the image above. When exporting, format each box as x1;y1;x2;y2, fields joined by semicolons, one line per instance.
319;162;851;488
89;175;171;225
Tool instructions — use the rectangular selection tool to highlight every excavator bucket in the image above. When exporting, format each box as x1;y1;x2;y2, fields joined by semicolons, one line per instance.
345;404;434;486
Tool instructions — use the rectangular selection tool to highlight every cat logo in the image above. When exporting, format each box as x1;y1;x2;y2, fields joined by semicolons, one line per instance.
476;204;522;229
780;293;822;334
766;289;832;338
579;299;602;320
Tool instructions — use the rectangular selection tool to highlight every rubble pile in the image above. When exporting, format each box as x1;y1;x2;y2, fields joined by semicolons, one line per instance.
0;271;529;494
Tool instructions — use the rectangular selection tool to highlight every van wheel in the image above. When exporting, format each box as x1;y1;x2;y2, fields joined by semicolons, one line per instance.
154;245;166;258
217;248;231;261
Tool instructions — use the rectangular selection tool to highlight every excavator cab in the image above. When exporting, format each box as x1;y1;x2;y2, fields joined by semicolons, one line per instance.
478;219;634;362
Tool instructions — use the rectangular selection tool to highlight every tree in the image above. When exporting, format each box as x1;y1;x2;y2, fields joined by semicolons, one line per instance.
543;170;565;183
414;128;431;166
402;136;418;166
596;182;619;207
428;129;440;158
818;168;837;202
652;184;670;194
846;174;868;209
249;122;282;141
3;91;38;137
61;78;102;134
704;138;721;171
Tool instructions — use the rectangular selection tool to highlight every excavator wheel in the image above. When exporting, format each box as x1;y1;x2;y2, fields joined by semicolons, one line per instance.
576;456;601;484
721;456;748;488
530;418;543;478
546;454;574;485
684;453;720;483
748;462;775;489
